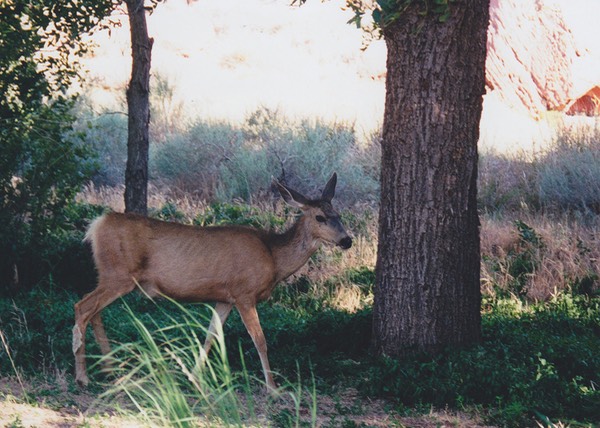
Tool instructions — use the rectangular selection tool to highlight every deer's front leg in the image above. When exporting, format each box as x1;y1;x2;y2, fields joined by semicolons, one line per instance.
236;303;277;393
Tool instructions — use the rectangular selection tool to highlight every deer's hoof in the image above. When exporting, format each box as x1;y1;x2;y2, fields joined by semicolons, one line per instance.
76;375;90;388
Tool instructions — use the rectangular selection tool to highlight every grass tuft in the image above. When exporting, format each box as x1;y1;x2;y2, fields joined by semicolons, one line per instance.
99;299;248;427
98;297;320;427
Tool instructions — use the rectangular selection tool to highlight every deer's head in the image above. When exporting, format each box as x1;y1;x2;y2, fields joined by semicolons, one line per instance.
274;173;353;249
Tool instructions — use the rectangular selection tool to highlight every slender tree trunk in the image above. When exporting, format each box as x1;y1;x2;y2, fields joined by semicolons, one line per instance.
124;0;153;215
372;2;490;356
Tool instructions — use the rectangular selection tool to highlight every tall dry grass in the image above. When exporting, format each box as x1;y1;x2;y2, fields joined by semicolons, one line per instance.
481;215;600;301
78;183;210;218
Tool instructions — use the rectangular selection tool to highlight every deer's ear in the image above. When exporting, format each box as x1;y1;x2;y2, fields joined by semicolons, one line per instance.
273;178;310;209
321;172;337;202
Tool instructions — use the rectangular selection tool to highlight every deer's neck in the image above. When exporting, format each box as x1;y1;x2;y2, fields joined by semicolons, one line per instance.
270;216;320;283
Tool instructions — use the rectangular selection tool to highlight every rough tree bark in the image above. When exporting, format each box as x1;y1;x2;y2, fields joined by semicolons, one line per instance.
372;2;490;356
124;0;153;215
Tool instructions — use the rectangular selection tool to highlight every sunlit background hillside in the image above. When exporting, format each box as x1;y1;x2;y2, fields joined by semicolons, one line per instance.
80;0;600;153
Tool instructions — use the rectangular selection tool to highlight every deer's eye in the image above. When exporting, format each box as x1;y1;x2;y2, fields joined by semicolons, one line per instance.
316;215;327;223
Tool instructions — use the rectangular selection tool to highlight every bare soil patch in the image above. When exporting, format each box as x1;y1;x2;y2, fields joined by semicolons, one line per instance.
0;376;494;427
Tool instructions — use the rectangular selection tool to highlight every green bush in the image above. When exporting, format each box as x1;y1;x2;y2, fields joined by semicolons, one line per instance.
0;287;80;374
239;110;378;205
151;201;187;222
0;101;98;294
194;202;286;229
0;0;113;293
487;220;545;298
7;202;105;295
150;120;245;198
360;293;600;427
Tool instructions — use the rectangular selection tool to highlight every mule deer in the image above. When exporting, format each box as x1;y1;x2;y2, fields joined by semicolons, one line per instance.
73;173;352;391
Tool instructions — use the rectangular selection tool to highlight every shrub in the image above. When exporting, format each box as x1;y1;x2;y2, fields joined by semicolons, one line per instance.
480;123;600;215
240;111;378;204
538;125;600;213
151;201;187;222
478;152;539;213
150;108;380;205
0;0;114;293
194;201;286;230
492;220;545;297
0;287;80;374
76;110;128;187
150;120;246;198
16;202;106;294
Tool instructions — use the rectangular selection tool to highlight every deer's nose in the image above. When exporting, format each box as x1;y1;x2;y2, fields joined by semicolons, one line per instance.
338;236;352;249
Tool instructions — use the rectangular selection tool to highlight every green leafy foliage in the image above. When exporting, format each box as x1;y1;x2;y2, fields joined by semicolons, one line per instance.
360;294;600;426
8;202;105;294
345;0;457;36
497;220;545;297
0;287;80;373
0;101;99;293
2;281;598;426
152;201;186;222
0;0;114;292
194;202;286;230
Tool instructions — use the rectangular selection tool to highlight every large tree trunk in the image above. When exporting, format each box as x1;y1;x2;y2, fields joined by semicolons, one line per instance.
124;0;153;215
372;2;490;356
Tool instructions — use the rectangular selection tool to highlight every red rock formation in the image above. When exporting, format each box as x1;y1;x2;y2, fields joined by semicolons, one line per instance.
567;86;600;116
486;0;600;117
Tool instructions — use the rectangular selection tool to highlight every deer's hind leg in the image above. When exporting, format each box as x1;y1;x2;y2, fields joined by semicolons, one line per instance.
73;276;135;387
90;312;114;373
202;302;233;359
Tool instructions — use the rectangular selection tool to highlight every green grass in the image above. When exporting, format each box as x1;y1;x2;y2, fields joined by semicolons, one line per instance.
93;296;326;427
1;280;598;427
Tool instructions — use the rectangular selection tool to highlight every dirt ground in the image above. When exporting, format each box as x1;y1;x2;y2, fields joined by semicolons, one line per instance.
0;376;496;427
